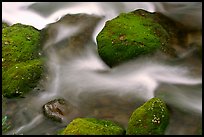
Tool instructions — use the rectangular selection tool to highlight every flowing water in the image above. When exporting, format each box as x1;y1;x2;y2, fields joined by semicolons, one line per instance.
2;2;202;135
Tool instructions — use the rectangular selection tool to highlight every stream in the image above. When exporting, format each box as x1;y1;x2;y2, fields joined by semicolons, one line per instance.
2;2;202;135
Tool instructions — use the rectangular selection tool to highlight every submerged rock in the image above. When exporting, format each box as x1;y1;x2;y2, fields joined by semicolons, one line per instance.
41;13;102;52
96;9;186;67
59;117;125;135
126;97;169;135
2;23;44;98
43;98;78;123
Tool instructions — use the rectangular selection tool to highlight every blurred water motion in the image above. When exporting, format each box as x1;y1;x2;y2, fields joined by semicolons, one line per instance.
2;2;202;135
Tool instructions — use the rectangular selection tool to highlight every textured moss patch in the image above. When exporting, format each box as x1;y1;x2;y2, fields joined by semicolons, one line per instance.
2;23;44;98
59;117;125;135
2;23;42;70
2;59;44;98
126;97;169;135
2;22;9;29
96;9;179;67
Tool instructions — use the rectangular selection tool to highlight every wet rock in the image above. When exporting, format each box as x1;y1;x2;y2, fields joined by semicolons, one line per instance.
96;9;187;67
59;117;125;135
43;98;76;123
41;13;102;52
126;97;169;135
2;23;44;98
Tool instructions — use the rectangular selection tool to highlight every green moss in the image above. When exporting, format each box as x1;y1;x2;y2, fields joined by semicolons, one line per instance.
2;22;9;29
197;127;202;135
2;115;11;134
56;128;66;135
59;117;125;135
2;23;42;70
2;59;44;98
96;9;176;67
2;23;44;98
126;97;169;135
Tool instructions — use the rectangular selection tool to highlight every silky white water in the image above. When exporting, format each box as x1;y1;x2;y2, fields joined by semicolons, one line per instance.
2;2;202;135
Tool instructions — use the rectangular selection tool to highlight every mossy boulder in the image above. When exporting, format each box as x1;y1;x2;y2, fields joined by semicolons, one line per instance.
2;59;44;97
59;117;125;135
126;97;169;135
2;23;44;98
2;22;9;29
96;9;185;67
2;23;42;69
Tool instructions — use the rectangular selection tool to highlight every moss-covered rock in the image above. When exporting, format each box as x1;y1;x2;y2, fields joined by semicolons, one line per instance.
59;117;125;135
2;23;42;70
2;22;9;29
96;9;185;67
2;59;44;97
2;23;44;98
126;97;169;135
